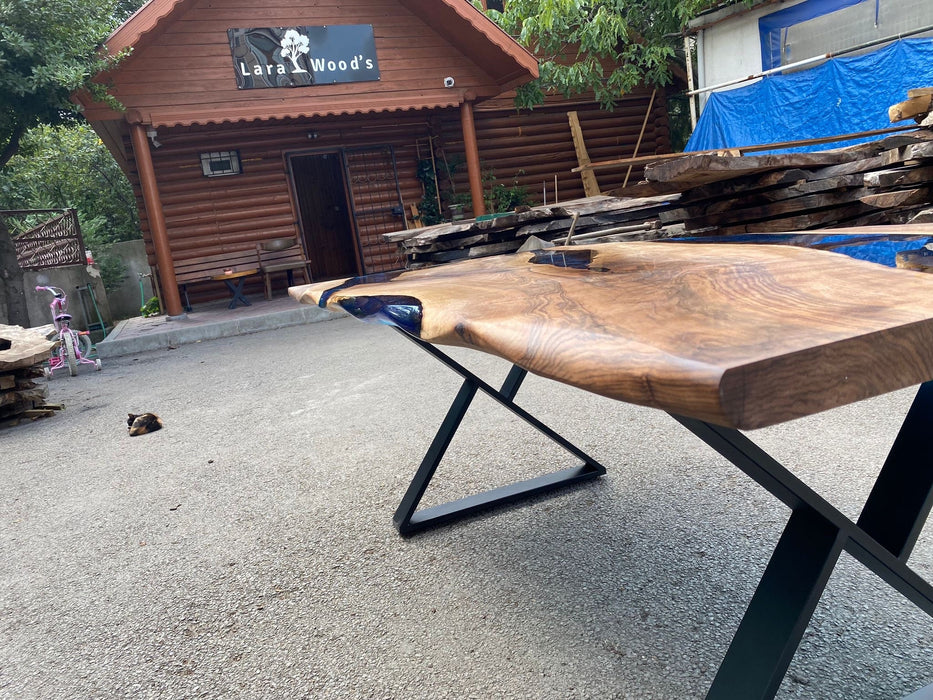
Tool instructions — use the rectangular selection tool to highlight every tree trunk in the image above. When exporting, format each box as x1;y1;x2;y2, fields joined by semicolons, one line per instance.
0;216;29;326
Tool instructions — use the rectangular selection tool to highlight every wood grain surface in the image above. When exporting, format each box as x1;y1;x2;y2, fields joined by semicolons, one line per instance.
291;242;933;429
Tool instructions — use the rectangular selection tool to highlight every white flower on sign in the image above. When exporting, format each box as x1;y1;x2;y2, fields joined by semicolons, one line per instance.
280;29;310;73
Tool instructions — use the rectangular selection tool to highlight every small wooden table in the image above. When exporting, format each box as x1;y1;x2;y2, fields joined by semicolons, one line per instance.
291;242;933;699
211;269;258;309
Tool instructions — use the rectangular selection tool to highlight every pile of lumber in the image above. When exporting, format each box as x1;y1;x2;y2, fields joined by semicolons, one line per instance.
0;325;60;429
385;195;674;267
614;129;933;236
385;126;933;267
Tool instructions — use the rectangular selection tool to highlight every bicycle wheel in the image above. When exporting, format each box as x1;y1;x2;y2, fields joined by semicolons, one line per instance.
78;333;93;359
62;332;78;376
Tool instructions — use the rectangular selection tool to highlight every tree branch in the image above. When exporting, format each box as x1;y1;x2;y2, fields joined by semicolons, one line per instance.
0;120;28;171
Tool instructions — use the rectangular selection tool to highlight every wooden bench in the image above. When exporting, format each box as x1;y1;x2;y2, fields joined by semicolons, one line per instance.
156;249;260;311
255;238;312;300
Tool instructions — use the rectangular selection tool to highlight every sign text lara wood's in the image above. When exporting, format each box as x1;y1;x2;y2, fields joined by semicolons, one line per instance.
228;25;380;89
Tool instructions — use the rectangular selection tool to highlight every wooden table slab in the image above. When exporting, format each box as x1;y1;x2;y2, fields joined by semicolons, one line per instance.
292;242;933;430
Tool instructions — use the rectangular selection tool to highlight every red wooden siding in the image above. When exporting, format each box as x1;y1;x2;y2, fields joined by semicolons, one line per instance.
84;0;513;126
126;113;431;279
440;92;671;207
124;96;671;294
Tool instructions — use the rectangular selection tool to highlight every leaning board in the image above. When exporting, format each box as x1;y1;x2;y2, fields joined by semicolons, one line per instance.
290;242;933;429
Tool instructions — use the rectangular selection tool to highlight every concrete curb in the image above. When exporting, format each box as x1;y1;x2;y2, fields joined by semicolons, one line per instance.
96;304;337;358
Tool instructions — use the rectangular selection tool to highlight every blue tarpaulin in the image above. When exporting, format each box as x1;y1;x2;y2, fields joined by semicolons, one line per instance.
759;0;871;70
685;38;933;154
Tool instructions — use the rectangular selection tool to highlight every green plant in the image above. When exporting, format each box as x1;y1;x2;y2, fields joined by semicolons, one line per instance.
416;159;443;226
482;168;531;214
140;296;161;317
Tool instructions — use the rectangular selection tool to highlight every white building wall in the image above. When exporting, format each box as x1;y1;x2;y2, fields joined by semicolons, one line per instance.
694;0;933;103
696;0;808;93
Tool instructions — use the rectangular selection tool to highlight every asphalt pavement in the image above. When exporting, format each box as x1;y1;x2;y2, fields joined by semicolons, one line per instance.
1;315;931;699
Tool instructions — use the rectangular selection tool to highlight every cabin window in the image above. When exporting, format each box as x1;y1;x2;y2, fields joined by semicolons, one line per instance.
199;150;242;177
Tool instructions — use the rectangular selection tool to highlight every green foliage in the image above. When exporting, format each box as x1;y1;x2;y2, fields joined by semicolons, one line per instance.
415;159;443;226
0;0;131;166
0;122;140;247
140;295;160;318
489;0;724;110
482;169;531;214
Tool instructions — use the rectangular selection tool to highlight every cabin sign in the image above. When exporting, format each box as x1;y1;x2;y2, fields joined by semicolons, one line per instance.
228;25;380;89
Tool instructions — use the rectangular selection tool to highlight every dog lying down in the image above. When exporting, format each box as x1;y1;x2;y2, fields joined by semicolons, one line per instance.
127;412;163;436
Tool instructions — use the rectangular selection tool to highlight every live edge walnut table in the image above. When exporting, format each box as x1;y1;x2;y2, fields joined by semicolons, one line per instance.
290;242;933;699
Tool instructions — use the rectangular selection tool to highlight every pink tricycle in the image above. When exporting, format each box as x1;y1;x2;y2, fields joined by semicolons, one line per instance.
35;285;102;377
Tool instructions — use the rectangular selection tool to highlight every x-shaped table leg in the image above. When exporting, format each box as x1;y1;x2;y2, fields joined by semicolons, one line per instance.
672;381;933;700
392;331;606;536
223;278;252;309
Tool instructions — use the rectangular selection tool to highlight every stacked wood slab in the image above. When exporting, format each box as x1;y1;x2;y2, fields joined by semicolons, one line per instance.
385;195;675;267
386;127;933;267
626;130;933;236
0;325;58;429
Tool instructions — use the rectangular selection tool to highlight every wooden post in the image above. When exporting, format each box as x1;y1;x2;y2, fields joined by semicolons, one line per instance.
684;36;697;129
623;89;657;188
568;111;601;196
129;123;184;318
460;100;486;217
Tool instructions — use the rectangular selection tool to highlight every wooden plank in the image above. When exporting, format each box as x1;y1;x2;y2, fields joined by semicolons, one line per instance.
643;152;851;189
859;187;933;209
665;174;867;222
574;124;924;173
710;202;872;234
834;204;932;228
568;111;601;197
671;187;875;229
292;241;933;429
863;164;933;188
0;325;55;372
903;140;933;161
896;247;933;271
803;150;907;180
889;94;933;122
907;208;933;224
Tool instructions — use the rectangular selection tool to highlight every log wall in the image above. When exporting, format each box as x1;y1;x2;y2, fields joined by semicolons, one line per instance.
124;96;671;303
440;91;670;206
124;113;437;304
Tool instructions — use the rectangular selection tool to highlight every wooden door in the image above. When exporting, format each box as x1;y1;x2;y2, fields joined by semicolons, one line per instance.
289;153;360;280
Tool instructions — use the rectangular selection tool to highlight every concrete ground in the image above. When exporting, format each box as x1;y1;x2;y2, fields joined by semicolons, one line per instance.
1;314;931;699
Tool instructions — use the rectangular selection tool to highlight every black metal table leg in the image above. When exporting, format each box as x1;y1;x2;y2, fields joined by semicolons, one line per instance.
857;381;933;560
223;278;251;308
673;381;933;700
393;330;606;536
705;505;844;700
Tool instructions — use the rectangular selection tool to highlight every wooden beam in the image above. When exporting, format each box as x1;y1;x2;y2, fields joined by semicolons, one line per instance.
889;95;933;123
623;89;657;189
129;123;184;318
574;124;924;173
460;101;486;217
567;111;601;197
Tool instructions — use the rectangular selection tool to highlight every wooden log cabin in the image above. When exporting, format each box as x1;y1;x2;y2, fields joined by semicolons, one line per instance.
76;0;671;317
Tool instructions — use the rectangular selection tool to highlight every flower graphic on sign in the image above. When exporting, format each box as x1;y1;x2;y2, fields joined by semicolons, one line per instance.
280;29;310;73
